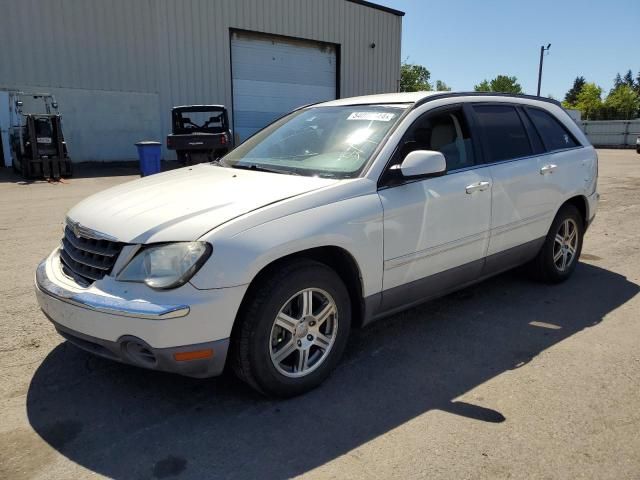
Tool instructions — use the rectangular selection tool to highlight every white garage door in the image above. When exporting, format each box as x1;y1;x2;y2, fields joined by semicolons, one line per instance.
231;31;337;142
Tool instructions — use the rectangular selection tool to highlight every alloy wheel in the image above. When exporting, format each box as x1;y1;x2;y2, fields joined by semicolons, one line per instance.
269;288;338;378
553;218;579;272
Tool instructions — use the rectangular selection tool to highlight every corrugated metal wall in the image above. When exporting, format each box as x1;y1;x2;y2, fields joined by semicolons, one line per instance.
0;0;402;161
581;120;640;147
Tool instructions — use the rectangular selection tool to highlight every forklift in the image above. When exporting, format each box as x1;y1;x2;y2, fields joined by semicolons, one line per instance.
166;105;232;165
7;91;72;179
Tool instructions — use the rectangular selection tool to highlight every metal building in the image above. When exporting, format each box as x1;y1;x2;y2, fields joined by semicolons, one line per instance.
0;0;403;162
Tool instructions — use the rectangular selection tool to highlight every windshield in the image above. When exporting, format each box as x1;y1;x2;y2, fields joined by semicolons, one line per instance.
222;105;408;178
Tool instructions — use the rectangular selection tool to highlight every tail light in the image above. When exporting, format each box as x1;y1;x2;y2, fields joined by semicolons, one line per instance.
166;137;173;148
220;133;228;145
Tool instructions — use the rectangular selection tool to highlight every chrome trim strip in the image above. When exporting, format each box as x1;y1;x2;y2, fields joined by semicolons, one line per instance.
490;211;553;237
384;211;552;271
63;227;119;256
384;231;488;270
61;239;112;270
440;146;585;176
36;260;190;320
65;217;119;242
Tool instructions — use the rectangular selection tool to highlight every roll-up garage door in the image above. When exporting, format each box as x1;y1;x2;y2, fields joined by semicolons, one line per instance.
231;31;337;142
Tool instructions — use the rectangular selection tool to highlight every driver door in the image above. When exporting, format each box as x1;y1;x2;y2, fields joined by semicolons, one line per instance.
378;105;493;312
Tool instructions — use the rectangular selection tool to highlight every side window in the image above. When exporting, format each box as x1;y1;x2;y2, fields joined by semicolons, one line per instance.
526;107;579;151
517;107;545;154
473;105;532;162
400;108;476;171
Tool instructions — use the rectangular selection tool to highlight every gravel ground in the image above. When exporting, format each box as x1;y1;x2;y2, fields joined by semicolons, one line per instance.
1;150;639;480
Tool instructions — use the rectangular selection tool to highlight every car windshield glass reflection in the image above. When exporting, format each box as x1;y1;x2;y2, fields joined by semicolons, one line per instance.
223;105;408;178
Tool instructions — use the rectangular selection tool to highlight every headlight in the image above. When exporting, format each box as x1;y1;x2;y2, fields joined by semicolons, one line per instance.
117;242;212;289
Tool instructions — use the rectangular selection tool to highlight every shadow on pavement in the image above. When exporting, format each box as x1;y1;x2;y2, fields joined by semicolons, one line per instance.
26;263;638;479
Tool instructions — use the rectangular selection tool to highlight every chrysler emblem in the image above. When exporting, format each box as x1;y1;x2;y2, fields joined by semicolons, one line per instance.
65;218;117;242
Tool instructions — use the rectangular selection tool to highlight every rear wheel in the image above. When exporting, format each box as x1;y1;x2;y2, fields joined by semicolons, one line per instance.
530;204;584;283
231;260;351;397
176;151;188;165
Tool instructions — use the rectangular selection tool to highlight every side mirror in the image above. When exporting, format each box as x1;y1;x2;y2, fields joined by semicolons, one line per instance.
400;150;447;178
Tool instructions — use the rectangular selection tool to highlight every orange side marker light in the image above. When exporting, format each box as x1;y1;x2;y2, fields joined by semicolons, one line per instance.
173;349;214;361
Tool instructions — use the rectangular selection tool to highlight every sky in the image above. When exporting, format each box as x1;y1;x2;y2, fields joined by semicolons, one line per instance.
377;0;640;99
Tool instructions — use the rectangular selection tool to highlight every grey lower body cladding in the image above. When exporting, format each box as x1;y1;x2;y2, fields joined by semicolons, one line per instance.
364;237;546;325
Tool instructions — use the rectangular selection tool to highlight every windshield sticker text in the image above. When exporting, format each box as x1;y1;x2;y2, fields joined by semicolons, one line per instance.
347;112;396;122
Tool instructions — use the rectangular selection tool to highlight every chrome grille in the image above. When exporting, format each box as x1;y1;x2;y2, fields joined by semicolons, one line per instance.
59;226;125;286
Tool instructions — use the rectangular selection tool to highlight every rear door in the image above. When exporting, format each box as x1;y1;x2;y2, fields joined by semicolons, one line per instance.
523;106;586;212
378;105;492;311
472;104;554;260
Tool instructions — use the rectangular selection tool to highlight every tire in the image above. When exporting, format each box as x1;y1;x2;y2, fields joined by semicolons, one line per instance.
231;259;351;397
176;151;188;165
529;204;584;283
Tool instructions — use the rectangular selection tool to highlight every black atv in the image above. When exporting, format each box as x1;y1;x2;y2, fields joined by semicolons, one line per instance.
166;105;232;165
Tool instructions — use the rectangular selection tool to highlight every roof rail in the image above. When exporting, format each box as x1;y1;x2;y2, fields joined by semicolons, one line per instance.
414;91;562;108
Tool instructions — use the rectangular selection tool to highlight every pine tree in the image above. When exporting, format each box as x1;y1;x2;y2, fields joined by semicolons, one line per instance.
564;76;586;106
623;69;634;87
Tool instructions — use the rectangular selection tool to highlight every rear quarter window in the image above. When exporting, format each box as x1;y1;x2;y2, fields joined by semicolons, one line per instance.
526;108;579;151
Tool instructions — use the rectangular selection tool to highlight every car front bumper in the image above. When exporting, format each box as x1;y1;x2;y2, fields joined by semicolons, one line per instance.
35;251;247;378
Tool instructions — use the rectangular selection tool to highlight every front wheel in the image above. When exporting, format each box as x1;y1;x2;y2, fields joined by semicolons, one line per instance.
231;260;351;397
529;204;584;283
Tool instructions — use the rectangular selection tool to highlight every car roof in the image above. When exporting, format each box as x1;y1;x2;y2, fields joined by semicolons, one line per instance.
317;91;561;107
319;91;438;106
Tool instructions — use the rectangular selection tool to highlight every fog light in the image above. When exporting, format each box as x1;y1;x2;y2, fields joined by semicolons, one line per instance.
173;349;213;361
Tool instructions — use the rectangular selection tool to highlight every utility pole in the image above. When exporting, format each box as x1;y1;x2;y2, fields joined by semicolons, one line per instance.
537;44;551;96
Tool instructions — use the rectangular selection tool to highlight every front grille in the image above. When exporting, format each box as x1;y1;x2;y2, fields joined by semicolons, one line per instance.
59;226;125;286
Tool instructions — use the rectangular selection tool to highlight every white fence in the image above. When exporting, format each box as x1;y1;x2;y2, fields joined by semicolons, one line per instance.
580;119;640;147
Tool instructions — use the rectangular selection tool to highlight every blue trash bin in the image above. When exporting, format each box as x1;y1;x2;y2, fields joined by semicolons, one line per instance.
135;141;162;177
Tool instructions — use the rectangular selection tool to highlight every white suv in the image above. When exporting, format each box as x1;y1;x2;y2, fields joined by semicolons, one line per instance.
35;92;599;396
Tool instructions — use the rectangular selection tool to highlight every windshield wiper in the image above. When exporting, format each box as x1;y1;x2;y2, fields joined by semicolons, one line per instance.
230;164;300;176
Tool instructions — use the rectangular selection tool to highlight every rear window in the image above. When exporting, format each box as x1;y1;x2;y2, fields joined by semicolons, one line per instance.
526;108;579;151
473;105;532;162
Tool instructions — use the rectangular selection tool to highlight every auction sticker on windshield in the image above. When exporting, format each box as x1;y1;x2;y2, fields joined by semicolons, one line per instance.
347;112;396;122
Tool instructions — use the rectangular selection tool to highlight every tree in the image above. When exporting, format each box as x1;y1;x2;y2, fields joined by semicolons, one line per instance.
604;84;640;120
613;73;624;89
474;80;491;92
400;63;432;92
623;69;635;88
435;80;451;91
474;75;522;94
575;83;603;120
564;76;586;106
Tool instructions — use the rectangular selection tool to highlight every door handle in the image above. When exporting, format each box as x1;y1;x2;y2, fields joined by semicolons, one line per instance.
465;181;491;194
540;164;557;175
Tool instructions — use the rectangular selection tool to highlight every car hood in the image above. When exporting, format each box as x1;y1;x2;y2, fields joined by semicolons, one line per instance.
66;164;338;243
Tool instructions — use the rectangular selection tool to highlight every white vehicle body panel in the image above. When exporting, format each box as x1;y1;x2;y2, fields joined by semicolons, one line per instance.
486;155;556;256
66;163;337;244
193;180;384;296
379;167;492;290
